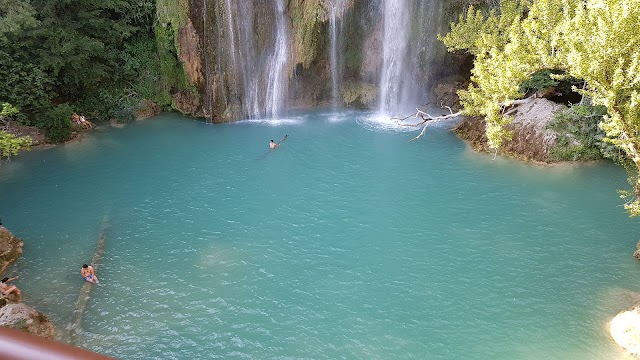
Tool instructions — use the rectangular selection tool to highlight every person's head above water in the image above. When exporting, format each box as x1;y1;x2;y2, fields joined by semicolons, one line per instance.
270;140;274;142
82;264;88;268
1;277;8;283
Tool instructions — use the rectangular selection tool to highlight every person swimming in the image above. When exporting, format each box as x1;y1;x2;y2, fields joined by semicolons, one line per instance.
269;135;288;149
81;264;99;284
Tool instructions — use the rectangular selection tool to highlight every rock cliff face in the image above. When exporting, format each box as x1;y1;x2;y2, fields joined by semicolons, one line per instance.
156;0;453;122
633;240;640;260
0;226;23;275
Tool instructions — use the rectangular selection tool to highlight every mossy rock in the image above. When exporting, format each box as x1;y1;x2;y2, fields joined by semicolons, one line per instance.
341;82;378;109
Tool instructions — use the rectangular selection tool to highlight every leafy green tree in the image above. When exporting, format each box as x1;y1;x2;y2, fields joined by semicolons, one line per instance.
441;0;640;215
0;0;38;41
0;131;31;161
561;1;640;215
0;102;19;119
1;0;160;127
0;102;31;162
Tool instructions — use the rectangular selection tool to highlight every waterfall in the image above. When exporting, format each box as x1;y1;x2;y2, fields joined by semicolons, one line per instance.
378;1;410;115
329;1;346;109
213;0;289;120
377;0;444;115
198;0;444;121
265;0;289;118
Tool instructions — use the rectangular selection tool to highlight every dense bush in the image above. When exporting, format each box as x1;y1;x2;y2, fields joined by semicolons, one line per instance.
41;104;74;143
519;70;561;94
547;103;630;165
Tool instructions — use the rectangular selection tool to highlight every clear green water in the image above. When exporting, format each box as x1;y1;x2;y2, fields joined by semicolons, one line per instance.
0;110;639;359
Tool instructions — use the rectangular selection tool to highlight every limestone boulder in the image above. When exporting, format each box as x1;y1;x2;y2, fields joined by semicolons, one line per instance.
502;98;566;162
633;240;640;260
454;98;566;162
610;302;640;358
0;303;55;339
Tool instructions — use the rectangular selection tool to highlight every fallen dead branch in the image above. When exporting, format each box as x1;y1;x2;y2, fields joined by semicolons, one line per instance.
392;106;462;142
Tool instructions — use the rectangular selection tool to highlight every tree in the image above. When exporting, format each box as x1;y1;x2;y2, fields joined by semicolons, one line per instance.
0;0;160;127
0;103;31;162
0;131;31;162
441;0;640;216
561;1;640;215
0;0;38;42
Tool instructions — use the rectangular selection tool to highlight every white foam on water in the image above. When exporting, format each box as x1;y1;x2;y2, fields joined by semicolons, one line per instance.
327;112;350;123
356;112;421;133
234;117;304;127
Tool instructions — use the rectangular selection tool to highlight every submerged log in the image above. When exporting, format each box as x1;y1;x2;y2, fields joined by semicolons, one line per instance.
68;219;108;345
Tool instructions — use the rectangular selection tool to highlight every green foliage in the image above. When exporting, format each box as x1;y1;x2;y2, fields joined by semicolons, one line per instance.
0;0;38;41
154;24;192;96
547;104;610;161
41;104;73;143
519;69;561;94
0;0;38;42
0;0;163;127
0;103;19;118
289;0;327;69
0;51;53;123
0;131;31;161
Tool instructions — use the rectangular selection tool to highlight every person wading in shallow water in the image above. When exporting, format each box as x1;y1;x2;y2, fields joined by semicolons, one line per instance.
81;264;99;284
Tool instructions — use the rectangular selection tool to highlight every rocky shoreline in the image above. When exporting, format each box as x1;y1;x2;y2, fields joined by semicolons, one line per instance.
453;98;566;164
0;226;55;339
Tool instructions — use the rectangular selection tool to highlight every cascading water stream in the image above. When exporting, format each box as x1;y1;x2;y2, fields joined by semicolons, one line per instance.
265;0;289;118
329;1;346;109
378;1;410;115
377;0;444;116
212;1;289;119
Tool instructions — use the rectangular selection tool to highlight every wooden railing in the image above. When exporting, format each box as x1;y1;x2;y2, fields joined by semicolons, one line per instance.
0;327;114;359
